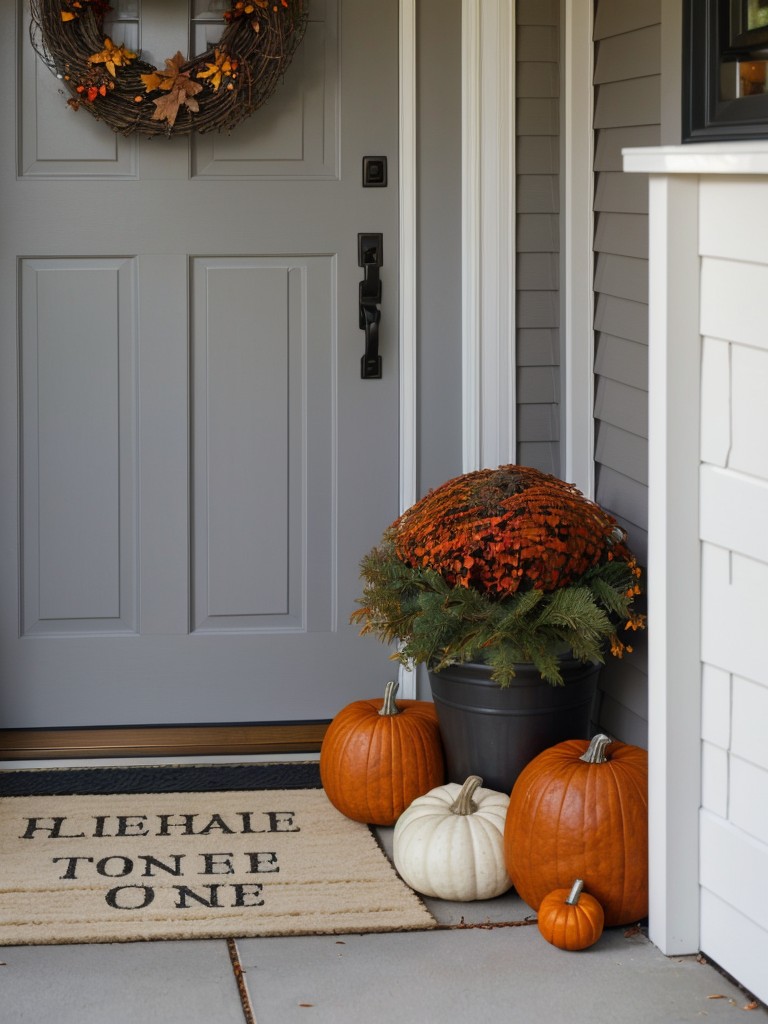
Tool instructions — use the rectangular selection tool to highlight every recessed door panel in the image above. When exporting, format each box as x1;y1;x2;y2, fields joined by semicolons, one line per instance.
20;258;137;635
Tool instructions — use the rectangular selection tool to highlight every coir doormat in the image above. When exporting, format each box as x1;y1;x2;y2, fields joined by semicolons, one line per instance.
0;763;436;946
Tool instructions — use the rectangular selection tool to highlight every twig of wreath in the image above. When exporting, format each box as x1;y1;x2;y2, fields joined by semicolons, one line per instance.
29;0;308;137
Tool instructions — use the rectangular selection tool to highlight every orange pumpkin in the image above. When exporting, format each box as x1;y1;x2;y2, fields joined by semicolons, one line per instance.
537;879;605;950
504;733;648;927
320;680;445;825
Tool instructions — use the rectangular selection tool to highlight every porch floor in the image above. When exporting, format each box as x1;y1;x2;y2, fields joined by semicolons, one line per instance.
0;759;763;1024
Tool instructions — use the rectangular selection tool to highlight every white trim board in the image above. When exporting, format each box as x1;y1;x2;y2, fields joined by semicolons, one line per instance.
461;0;516;473
397;0;418;699
622;153;703;956
645;172;702;956
399;0;417;519
462;0;592;488
561;0;595;497
624;141;768;174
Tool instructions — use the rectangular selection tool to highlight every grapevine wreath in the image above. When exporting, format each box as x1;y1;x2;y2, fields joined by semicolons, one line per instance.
29;0;308;137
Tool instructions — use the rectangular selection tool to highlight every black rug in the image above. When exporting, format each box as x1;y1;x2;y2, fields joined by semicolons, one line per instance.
0;761;322;797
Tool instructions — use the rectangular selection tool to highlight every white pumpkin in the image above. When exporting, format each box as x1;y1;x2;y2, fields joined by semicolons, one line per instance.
393;775;512;901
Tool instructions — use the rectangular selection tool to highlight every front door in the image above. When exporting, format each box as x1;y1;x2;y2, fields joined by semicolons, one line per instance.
0;0;400;730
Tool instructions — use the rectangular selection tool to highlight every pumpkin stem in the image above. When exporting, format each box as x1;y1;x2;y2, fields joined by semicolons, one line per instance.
579;733;612;764
449;775;483;815
378;680;401;717
565;879;585;905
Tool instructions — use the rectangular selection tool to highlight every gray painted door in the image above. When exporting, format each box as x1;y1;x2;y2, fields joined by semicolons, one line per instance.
0;0;400;728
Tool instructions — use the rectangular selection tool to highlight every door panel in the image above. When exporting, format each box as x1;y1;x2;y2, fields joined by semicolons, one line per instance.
0;0;399;729
191;11;338;178
197;263;293;620
190;256;330;633
20;258;138;636
19;55;136;177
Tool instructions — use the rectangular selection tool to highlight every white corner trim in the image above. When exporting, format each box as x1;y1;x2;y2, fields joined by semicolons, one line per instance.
645;173;702;955
461;0;516;473
562;0;595;497
398;0;418;699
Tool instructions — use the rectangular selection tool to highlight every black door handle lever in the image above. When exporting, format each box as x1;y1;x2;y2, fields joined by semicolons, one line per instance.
358;233;383;379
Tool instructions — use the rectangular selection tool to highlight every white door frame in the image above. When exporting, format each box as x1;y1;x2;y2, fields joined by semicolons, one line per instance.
396;0;418;699
460;0;516;473
402;0;519;486
460;0;593;487
398;0;418;519
561;0;595;498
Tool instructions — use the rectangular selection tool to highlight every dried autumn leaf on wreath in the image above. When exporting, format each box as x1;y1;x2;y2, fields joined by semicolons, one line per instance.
141;51;189;94
151;77;203;126
88;38;137;77
140;70;167;93
139;52;203;127
196;49;238;92
151;80;203;126
60;0;83;19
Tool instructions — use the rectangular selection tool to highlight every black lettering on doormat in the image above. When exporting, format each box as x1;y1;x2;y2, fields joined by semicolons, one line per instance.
21;805;299;910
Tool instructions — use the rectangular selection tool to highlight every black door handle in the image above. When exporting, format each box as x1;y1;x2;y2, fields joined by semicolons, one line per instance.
358;233;383;379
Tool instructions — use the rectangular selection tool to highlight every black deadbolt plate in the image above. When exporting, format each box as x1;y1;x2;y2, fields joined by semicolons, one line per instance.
362;156;387;187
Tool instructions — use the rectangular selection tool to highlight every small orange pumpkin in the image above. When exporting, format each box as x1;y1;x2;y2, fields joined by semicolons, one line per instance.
320;680;445;825
504;733;648;926
537;879;605;950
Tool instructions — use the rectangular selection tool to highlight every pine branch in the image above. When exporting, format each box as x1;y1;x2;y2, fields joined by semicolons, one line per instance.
351;532;644;687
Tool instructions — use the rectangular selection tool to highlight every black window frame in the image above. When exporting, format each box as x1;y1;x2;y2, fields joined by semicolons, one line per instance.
683;0;768;141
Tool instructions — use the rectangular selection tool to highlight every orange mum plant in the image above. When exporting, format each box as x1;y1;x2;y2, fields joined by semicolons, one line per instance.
352;465;645;687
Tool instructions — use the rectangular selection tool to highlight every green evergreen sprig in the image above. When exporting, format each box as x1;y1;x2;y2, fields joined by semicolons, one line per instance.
351;531;644;687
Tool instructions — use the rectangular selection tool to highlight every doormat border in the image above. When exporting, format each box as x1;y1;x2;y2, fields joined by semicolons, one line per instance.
0;761;322;797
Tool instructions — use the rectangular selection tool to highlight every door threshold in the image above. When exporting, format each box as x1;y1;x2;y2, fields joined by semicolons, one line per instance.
0;722;329;763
